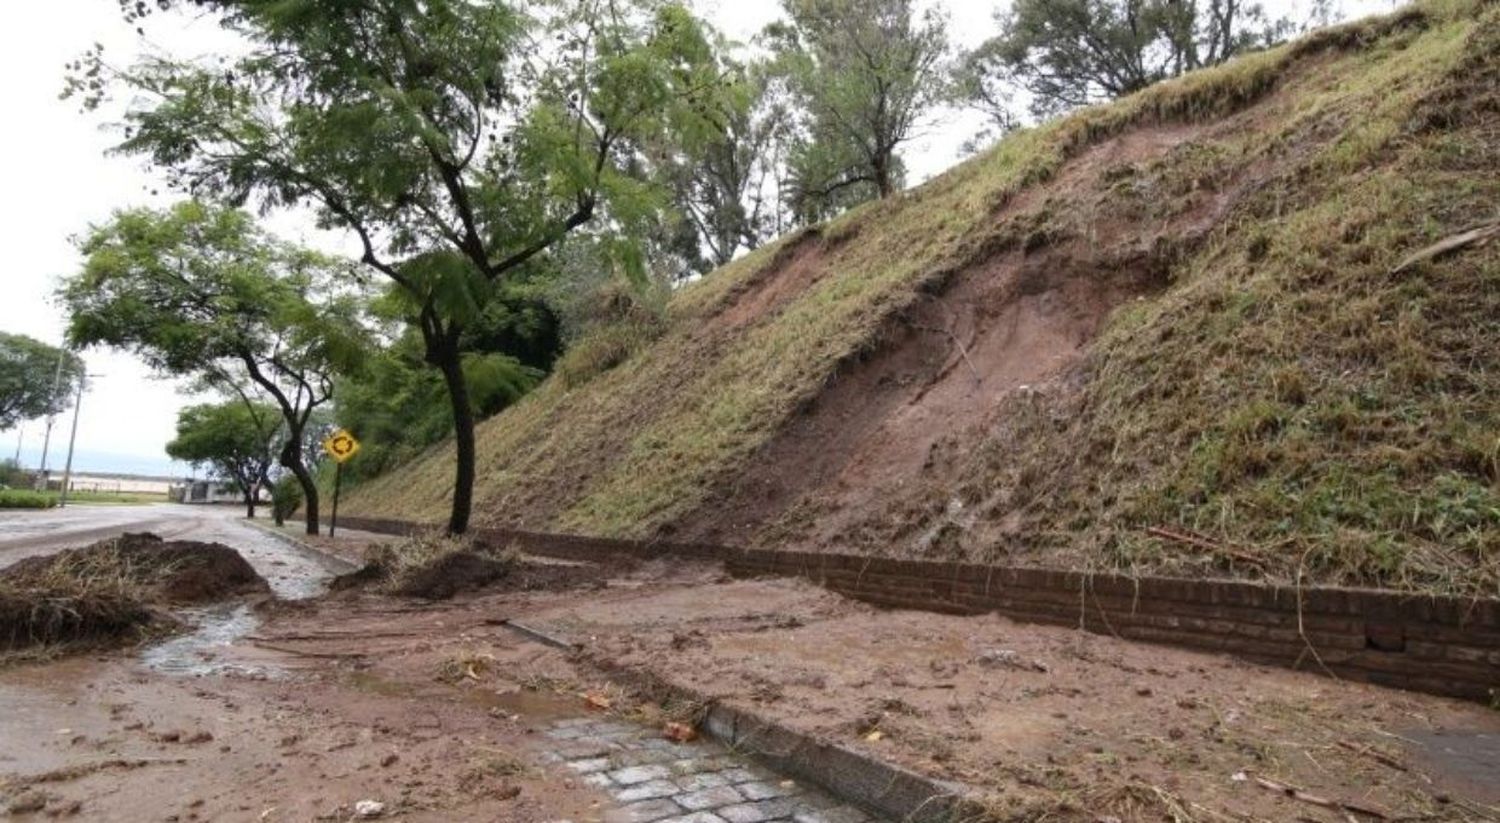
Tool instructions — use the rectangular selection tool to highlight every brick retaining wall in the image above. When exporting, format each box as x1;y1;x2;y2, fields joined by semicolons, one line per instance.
332;516;1500;702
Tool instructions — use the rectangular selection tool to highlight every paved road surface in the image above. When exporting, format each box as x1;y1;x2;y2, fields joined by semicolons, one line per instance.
0;504;350;597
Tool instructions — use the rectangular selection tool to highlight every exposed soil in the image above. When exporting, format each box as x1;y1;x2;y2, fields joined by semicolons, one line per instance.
670;70;1336;557
0;533;270;654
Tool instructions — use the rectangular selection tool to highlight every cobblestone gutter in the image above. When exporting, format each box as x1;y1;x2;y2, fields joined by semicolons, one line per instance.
580;653;973;823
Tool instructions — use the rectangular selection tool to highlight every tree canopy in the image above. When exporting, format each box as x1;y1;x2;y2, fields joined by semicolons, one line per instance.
965;0;1297;120
76;0;739;533
166;400;282;519
765;0;949;217
60;201;365;534
0;333;84;432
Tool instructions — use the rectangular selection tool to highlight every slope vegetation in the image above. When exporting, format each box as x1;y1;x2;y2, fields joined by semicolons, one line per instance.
347;0;1500;596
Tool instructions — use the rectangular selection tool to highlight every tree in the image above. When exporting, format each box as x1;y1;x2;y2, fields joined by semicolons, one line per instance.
336;287;555;482
60;202;365;535
74;0;736;534
166;401;281;519
967;0;1294;121
764;0;949;217
661;56;795;271
0;333;84;432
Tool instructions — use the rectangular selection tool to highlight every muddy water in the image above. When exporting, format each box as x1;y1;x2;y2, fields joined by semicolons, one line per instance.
141;514;353;677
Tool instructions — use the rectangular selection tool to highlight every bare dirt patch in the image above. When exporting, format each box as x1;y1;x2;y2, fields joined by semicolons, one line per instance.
672;115;1262;552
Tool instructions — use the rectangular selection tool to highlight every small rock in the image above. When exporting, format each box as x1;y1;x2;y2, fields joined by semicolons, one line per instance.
184;731;214;744
9;791;49;814
976;649;1047;673
353;799;385;819
379;753;399;768
1135;687;1153;697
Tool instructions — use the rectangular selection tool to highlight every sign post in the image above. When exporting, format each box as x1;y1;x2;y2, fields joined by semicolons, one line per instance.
321;429;361;538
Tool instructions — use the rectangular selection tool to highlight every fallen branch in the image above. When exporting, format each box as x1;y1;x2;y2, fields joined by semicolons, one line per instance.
1335;740;1409;772
249;641;367;659
1246;772;1388;820
912;322;982;386
1391;219;1500;273
1145;526;1267;567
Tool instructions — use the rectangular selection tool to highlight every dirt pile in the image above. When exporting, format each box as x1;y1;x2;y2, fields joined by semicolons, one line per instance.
332;533;519;599
0;532;269;653
332;533;626;599
2;532;269;604
346;2;1500;594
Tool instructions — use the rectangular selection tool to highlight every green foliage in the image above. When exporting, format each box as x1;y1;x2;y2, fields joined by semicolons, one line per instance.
0;490;58;510
966;0;1302;122
0;333;84;432
77;0;741;533
271;474;302;526
336;332;543;482
765;0;950;213
346;0;1499;596
0;459;32;489
61;200;366;528
166;401;281;511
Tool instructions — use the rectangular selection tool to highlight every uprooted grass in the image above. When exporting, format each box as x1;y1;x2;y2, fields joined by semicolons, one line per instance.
332;532;521;600
344;1;1497;594
0;533;271;659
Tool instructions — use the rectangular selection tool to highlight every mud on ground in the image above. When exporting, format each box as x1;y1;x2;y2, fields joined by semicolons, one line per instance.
5;545;1498;822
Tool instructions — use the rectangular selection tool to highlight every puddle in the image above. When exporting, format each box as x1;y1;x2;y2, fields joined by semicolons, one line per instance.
141;604;269;677
466;687;583;722
1404;729;1500;803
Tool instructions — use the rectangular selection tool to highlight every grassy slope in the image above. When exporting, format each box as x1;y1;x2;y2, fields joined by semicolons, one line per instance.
347;1;1498;594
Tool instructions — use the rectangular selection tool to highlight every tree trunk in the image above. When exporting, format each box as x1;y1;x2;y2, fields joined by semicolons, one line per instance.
244;488;257;520
281;434;320;535
874;155;894;198
435;346;476;536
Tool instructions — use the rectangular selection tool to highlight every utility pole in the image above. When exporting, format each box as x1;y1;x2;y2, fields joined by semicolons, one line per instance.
35;351;67;491
58;373;95;508
11;425;22;465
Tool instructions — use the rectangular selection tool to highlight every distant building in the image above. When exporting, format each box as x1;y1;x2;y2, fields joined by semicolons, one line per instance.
173;480;267;504
53;472;180;496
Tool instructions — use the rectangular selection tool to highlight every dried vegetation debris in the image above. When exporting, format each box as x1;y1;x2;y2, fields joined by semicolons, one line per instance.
0;532;268;653
330;531;616;599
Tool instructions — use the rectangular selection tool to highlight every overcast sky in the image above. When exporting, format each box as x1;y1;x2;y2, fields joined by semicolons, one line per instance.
1;0;1392;478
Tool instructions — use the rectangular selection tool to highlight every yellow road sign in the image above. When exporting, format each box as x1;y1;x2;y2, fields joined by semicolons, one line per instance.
323;429;361;463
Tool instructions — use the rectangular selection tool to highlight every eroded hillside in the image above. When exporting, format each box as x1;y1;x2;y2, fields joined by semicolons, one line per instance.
346;1;1500;595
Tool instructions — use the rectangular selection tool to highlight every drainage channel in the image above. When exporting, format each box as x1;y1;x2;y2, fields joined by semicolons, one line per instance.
491;622;890;823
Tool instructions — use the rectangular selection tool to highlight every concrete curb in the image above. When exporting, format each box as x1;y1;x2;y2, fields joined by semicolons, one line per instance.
580;651;977;823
